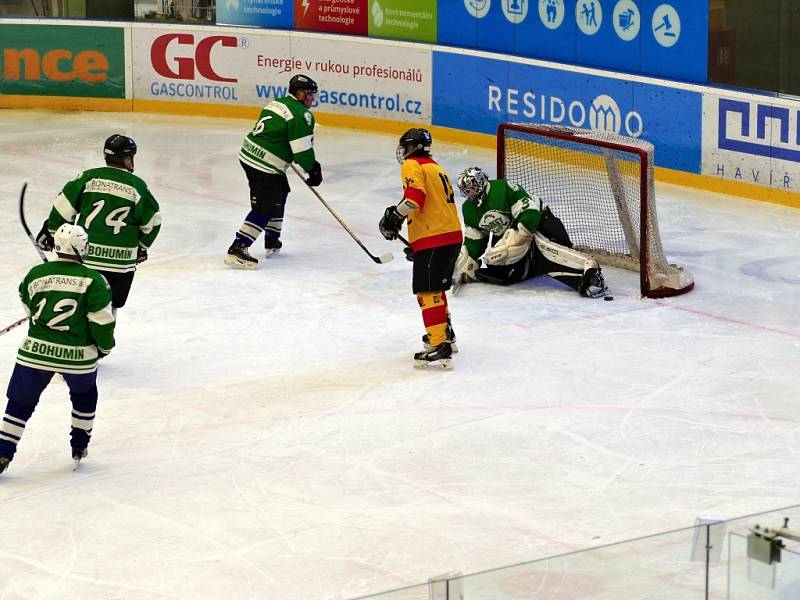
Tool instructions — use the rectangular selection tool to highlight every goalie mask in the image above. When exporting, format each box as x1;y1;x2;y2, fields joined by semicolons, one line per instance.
396;128;432;164
53;223;89;259
457;167;490;206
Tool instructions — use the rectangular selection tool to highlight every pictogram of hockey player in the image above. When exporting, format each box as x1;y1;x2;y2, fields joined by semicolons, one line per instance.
0;224;116;474
379;128;463;368
37;135;162;318
454;166;608;297
225;74;322;269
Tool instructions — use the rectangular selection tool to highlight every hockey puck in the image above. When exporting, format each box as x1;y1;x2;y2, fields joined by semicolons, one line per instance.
604;295;614;301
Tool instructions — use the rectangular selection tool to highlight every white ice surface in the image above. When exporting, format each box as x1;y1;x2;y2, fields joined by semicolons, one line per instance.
0;110;798;600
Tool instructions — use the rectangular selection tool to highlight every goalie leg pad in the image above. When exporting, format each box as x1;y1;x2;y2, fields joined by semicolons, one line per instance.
533;232;607;294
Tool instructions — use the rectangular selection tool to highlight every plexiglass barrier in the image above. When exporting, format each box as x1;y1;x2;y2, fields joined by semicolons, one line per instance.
348;505;800;600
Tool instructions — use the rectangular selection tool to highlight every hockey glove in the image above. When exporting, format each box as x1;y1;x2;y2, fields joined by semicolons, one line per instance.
484;224;534;266
379;205;405;240
36;220;54;252
306;161;323;187
455;246;481;282
136;246;148;264
97;349;110;360
403;246;414;262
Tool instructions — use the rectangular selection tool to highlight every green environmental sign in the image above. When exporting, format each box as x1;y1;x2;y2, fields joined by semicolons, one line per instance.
0;24;124;98
368;0;437;43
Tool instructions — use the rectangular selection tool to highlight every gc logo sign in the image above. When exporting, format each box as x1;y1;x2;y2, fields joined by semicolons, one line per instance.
150;33;239;82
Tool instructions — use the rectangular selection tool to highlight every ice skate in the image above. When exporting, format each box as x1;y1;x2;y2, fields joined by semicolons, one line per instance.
264;237;282;258
225;242;258;270
72;447;87;470
414;341;453;370
422;325;458;353
579;264;608;298
0;457;10;474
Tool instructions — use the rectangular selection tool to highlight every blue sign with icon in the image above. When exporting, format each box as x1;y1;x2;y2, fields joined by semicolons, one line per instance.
436;0;708;83
217;0;294;28
431;48;702;172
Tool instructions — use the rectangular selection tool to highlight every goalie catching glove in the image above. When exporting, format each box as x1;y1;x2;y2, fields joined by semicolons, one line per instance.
454;246;480;282
484;223;534;266
36;220;54;252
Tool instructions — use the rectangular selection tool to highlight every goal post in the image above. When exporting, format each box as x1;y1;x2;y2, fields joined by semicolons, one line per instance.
497;123;694;298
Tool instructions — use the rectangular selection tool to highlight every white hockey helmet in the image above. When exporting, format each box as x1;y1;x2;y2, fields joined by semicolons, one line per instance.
53;223;89;259
457;166;490;205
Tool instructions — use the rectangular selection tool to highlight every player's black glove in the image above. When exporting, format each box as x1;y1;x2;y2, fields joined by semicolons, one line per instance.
36;220;54;251
306;161;323;187
97;349;110;360
403;246;414;262
379;206;404;240
136;246;148;264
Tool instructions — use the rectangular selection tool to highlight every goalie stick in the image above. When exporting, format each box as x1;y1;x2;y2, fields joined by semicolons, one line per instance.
291;164;393;264
18;183;49;263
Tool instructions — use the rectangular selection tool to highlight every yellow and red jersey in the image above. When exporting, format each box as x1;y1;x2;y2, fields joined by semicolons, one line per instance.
400;157;463;252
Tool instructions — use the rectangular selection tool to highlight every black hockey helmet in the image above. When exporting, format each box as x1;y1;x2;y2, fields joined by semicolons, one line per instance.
396;128;432;164
104;134;137;170
288;74;318;95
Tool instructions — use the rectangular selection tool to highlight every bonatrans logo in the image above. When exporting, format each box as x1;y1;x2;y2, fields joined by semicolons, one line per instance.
488;86;644;137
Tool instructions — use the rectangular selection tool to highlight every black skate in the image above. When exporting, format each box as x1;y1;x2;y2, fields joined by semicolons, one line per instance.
72;447;87;470
225;242;258;270
414;341;453;369
579;267;608;298
422;324;458;353
0;456;10;474
264;237;282;258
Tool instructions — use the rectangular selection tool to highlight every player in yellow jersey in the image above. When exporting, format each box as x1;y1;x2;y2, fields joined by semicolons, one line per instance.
379;128;463;368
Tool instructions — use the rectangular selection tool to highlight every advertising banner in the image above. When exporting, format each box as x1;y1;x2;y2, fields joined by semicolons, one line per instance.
132;28;432;122
702;93;800;193
294;0;368;35
0;24;125;98
216;0;294;28
432;49;702;173
368;0;437;43
437;0;707;83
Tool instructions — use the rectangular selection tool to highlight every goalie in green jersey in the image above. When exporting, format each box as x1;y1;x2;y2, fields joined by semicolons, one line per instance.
454;166;608;298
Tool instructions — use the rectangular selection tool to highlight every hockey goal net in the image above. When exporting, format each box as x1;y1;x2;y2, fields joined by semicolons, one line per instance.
497;123;694;298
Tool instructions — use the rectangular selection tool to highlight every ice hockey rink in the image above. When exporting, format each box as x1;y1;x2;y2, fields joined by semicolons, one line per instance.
0;109;798;600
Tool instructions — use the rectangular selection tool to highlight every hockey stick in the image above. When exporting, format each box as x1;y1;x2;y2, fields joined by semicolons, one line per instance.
290;164;393;264
18;183;49;263
0;317;27;338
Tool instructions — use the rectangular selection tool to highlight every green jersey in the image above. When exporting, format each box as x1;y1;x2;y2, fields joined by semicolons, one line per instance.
239;95;316;176
462;179;545;260
17;259;115;374
47;166;162;274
